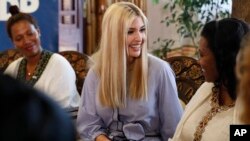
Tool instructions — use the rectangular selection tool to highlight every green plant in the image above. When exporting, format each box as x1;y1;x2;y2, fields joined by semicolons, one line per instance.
151;38;175;59
152;0;230;58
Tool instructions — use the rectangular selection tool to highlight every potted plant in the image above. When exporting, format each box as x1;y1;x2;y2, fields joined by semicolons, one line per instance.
152;0;230;59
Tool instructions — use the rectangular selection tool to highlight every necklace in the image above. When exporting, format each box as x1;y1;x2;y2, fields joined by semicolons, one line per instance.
26;72;34;80
193;87;235;141
27;72;32;76
17;50;53;86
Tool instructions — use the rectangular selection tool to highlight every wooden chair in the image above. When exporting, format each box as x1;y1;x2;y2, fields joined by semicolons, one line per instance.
166;56;205;105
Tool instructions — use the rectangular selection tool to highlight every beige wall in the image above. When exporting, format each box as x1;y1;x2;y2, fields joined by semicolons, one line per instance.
147;0;181;53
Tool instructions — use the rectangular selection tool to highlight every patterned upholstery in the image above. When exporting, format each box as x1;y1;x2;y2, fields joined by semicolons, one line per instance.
59;51;89;94
0;49;89;94
0;48;23;73
166;56;205;104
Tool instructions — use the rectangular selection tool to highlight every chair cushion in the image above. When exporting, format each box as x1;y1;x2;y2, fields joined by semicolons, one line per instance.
166;56;205;104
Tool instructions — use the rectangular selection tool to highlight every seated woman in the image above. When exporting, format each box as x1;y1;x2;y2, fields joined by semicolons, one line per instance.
170;18;249;141
77;2;183;141
235;32;250;124
4;5;80;109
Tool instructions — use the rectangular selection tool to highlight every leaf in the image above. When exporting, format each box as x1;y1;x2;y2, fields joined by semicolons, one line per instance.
163;3;169;9
170;4;176;12
152;0;159;4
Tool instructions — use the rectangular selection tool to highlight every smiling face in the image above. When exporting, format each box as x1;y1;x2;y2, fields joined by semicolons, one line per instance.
126;17;146;62
11;20;42;58
198;36;219;82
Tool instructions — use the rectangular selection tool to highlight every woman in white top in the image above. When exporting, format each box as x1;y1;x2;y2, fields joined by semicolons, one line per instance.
4;5;80;109
170;18;249;141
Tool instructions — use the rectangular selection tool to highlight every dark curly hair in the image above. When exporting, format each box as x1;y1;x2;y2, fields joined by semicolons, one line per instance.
201;18;250;100
6;5;39;39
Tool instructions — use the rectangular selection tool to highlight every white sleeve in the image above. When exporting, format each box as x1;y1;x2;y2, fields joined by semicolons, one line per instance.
34;54;80;108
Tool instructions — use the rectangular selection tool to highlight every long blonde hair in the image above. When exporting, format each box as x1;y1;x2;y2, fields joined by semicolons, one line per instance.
91;2;148;108
236;32;250;124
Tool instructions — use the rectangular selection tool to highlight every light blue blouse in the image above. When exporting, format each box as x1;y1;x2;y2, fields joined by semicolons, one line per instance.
76;54;183;141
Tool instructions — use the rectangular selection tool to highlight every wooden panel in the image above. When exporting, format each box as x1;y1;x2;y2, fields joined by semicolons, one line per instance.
232;0;250;23
86;0;97;54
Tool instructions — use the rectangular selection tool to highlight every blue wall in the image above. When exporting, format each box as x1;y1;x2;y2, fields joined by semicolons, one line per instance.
0;0;58;52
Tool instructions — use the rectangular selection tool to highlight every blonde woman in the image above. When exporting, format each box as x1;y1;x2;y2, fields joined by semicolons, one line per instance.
235;32;250;124
76;2;183;141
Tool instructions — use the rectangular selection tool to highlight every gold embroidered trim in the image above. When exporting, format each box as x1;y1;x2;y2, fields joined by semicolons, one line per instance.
17;50;53;86
193;87;235;141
